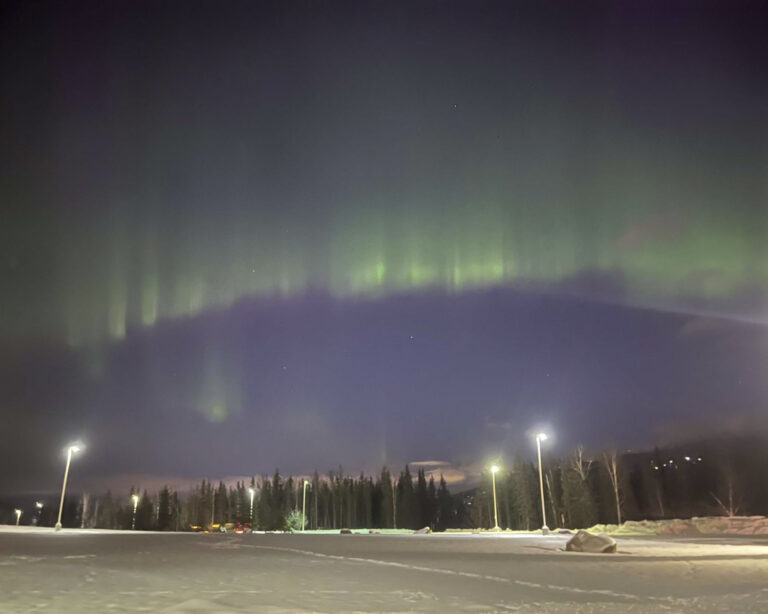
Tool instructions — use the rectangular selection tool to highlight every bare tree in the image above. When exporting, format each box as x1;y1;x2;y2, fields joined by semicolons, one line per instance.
654;483;666;518
571;445;593;481
603;448;622;525
710;465;741;517
545;470;558;528
80;492;92;528
391;474;397;529
560;445;597;529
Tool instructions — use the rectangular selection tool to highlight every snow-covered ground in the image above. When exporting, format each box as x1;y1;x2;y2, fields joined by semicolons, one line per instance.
1;526;767;612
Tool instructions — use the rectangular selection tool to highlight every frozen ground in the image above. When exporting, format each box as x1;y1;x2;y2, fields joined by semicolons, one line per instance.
1;526;767;613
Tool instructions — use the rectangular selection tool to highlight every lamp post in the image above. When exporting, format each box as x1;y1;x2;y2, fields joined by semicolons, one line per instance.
535;432;549;534
302;481;310;531
248;487;255;526
490;465;500;530
131;494;140;530
35;501;43;526
55;444;81;531
14;509;22;526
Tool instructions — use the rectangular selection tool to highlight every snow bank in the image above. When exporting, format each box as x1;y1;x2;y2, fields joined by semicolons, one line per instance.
587;516;768;537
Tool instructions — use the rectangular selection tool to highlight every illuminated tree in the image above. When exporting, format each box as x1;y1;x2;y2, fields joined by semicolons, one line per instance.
603;448;623;525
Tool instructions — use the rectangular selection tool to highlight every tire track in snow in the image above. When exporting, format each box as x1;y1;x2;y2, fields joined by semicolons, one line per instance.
246;544;687;605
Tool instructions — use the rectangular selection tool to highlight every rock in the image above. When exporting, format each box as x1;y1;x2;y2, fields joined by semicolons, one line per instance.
557;528;573;535
565;530;617;554
340;528;352;534
368;529;380;534
413;526;431;534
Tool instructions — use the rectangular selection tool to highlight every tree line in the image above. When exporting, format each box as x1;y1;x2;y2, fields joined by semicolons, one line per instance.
466;435;768;530
16;434;768;531
47;465;459;532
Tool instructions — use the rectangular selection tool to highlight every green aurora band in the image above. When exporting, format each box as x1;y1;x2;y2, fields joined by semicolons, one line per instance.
4;192;766;347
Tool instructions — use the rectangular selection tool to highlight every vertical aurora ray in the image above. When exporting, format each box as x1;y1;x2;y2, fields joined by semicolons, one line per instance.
1;1;765;346
23;194;766;348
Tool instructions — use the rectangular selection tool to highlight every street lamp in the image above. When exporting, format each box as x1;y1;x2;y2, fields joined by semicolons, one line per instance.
55;444;82;531
535;432;549;534
490;465;500;531
14;509;22;526
131;494;140;530
302;481;310;531
35;501;44;526
248;487;255;526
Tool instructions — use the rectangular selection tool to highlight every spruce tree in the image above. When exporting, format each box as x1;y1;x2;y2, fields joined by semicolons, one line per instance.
270;470;285;530
379;467;394;529
136;490;154;530
157;486;172;531
215;481;228;525
257;477;272;530
427;475;437;529
416;469;429;528
397;465;416;529
436;475;453;531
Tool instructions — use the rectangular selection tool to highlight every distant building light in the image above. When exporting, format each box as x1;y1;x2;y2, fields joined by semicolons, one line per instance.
684;456;691;461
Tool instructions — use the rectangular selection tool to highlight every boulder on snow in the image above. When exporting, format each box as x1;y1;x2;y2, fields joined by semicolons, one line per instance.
565;530;617;554
413;526;431;534
340;528;352;534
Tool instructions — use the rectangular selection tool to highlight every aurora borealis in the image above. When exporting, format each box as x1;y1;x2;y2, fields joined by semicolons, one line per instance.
4;0;766;346
9;180;768;347
1;1;767;492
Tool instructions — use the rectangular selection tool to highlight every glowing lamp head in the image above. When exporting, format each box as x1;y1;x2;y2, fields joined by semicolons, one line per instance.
536;432;548;442
490;465;500;474
36;501;43;509
304;480;310;486
67;443;83;455
132;494;140;504
248;487;255;495
15;508;22;516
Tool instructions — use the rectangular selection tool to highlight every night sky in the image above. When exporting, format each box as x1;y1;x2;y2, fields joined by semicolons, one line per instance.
1;1;767;494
